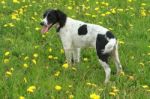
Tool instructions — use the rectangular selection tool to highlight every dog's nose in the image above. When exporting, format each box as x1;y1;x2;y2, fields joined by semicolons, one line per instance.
40;22;44;26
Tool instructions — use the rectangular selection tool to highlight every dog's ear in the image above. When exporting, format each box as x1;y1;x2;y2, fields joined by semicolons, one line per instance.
55;9;67;27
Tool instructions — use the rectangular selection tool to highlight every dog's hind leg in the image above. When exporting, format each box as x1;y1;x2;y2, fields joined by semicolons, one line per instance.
98;54;111;84
111;42;122;74
72;48;80;63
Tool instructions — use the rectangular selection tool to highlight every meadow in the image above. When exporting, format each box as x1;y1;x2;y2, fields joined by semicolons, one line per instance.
0;0;150;99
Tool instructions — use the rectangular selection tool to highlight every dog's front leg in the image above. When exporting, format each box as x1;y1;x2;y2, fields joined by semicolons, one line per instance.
72;48;80;63
64;48;73;65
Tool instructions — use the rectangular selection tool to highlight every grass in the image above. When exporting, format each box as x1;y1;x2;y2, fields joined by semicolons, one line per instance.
0;0;150;99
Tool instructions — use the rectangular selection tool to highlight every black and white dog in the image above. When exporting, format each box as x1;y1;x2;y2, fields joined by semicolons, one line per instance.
40;9;123;83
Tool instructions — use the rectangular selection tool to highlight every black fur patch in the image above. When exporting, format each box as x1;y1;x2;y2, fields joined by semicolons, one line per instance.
78;24;88;35
96;34;109;63
106;31;115;39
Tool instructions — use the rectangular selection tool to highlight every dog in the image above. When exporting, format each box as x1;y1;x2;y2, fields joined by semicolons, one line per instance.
40;9;123;83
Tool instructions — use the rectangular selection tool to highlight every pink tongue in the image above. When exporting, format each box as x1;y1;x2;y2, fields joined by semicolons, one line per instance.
41;26;49;34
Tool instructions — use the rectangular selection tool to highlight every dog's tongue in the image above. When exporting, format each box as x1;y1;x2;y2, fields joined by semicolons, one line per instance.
41;26;49;34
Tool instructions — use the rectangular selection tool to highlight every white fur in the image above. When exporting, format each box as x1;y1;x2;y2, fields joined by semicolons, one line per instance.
56;17;122;83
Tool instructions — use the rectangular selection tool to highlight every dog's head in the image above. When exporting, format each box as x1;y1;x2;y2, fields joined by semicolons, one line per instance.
40;9;67;34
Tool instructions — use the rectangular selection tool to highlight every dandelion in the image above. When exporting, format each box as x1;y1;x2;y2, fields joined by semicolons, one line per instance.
32;59;36;64
139;62;144;66
67;6;72;10
120;71;125;76
23;63;28;68
13;0;20;3
142;85;149;89
6;71;12;76
62;63;69;69
1;1;5;4
55;85;62;91
68;85;72;88
128;0;132;3
10;67;14;71
4;59;9;64
33;53;38;58
83;58;88;61
53;57;58;60
118;40;125;44
24;56;29;60
90;93;100;99
72;67;77;71
48;48;52;52
95;7;99;11
60;49;64;54
27;85;36;93
129;76;134;80
92;15;97;18
141;9;146;16
5;51;10;56
69;94;74;99
35;27;40;31
19;96;25;99
54;71;60;77
48;55;53;59
101;13;106;17
111;8;116;14
24;77;27;83
109;92;116;96
141;3;146;6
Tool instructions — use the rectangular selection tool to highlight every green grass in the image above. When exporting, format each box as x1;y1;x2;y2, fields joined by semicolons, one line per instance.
0;0;150;99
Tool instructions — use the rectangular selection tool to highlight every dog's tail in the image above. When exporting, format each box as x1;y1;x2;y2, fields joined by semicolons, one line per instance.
102;31;117;54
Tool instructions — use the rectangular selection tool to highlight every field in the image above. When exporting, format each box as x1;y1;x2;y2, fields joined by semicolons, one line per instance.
0;0;150;99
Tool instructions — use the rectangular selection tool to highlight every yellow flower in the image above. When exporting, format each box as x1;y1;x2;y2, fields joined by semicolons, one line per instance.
19;96;25;99
32;59;36;64
23;63;28;68
60;49;64;54
139;62;144;66
24;56;29;60
4;59;9;64
5;51;10;56
141;10;146;16
92;15;97;18
13;0;20;3
54;71;60;77
67;6;72;10
24;77;27;83
90;93;100;99
109;92;116;96
120;71;125;76
27;85;36;93
111;8;116;14
128;0;132;2
49;48;52;52
95;7;99;11
62;63;69;69
48;55;53;59
72;67;77;71
69;94;74;99
83;58;88;61
6;71;12;76
101;13;106;17
10;67;14;71
35;27;40;31
33;53;38;58
9;23;15;27
141;3;146;6
142;85;149;89
53;57;58;60
55;85;62;91
1;1;5;4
